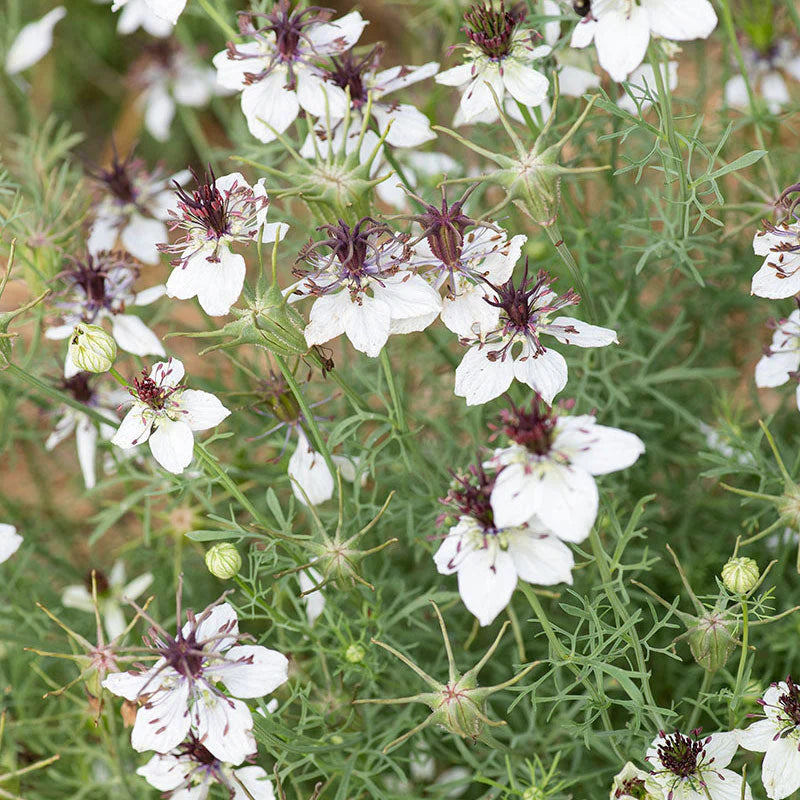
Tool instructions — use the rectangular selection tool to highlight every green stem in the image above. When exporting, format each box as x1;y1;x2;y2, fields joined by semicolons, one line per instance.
686;669;713;731
108;366;129;387
544;223;595;322
379;347;407;435
196;0;239;38
729;597;750;727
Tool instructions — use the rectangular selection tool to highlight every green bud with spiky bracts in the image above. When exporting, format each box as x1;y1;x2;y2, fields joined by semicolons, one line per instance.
354;602;538;752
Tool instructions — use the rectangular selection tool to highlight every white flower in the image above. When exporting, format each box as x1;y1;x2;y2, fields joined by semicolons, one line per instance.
486;399;645;538
62;561;153;641
434;465;574;626
45;251;166;375
137;738;274;800
436;3;550;124
45;373;126;489
132;42;218;142
102;600;288;763
647;730;751;800
755;309;800;406
751;220;800;299
287;429;359;506
609;762;661;800
298;565;325;626
453;265;617;406
725;40;800;115
292;219;442;358
309;46;438;149
0;524;23;564
88;152;186;265
618;60;679;114
570;0;717;82
737;678;800;799
163;170;287;317
110;0;185;35
5;6;66;75
213;6;366;144
111;358;231;474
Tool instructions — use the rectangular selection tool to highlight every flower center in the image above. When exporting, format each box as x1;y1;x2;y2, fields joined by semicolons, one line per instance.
62;373;95;404
614;778;646;799
173;167;230;240
439;463;496;532
161;630;206;678
495;398;558;456
411;189;475;275
463;1;526;60
778;677;800;726
326;46;382;107
179;735;219;766
656;731;706;778
132;371;179;411
93;151;140;205
83;569;111;597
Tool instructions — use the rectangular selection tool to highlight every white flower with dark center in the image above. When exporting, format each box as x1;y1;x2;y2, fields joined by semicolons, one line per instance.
62;561;153;641
433;463;574;626
755;309;800;406
45;373;126;489
131;41;218;142
102;599;289;763
212;3;366;144
726;40;800;115
407;189;527;338
45;251;165;375
436;2;551;125
646;729;751;800
312;44;438;148
88;150;185;265
5;6;66;75
162;168;287;317
0;525;23;564
609;762;661;800
752;203;800;298
111;358;231;474
570;0;717;82
737;677;800;799
454;262;617;405
137;735;274;800
291;218;442;358
486;398;645;537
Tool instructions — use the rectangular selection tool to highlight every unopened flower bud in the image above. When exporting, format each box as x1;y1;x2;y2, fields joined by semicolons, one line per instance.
205;543;241;579
779;486;800;529
721;557;760;594
687;610;738;673
345;643;365;664
68;324;116;373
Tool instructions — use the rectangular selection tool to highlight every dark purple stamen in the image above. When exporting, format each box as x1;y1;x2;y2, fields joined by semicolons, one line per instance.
61;372;95;405
173;165;230;240
778;676;800;727
493;397;558;455
58;252;138;322
325;44;383;107
132;369;180;411
438;462;496;532
656;729;709;778
90;148;140;205
463;1;527;60
83;569;110;597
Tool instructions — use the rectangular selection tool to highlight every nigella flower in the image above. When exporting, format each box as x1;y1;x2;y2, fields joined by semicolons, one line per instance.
755;309;800;406
162;168;288;317
737;677;800;799
102;597;289;763
4;6;66;76
752;187;800;298
291;218;442;358
111;358;231;474
725;39;800;115
45;372;126;489
312;44;439;149
453;261;617;406
646;730;750;800
486;398;645;537
0;524;23;564
570;0;717;83
62;562;153;642
435;2;551;125
407;188;527;338
433;463;575;626
212;3;367;144
45;251;166;374
609;762;660;800
130;41;218;143
88;149;186;265
137;735;274;800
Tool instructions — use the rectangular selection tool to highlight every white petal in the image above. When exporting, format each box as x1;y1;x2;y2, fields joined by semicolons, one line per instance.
724;75;749;109
296;72;348;119
61;584;95;612
75;417;99;490
371;103;436;148
441;285;500;338
232;766;274;800
212;43;262;91
103;603;127;641
762;736;800;799
435;63;474;87
460;65;505;121
122;572;154;602
191;692;255;765
735;718;776;752
512;345;568;404
111;406;152;449
547;316;618;347
375;61;439;94
148;418;195;474
219;645;289;698
131;680;192;753
304;11;366;53
288;432;334;506
433;522;476;576
0;525;22;564
507;531;575;586
502;61;549;108
755;350;799;388
701;730;738;769
534;465;599;543
151;358;185;387
102;663;164;700
751;256;800;298
144;0;186;25
88;212;120;256
195;250;247;317
594;5;650;81
570;19;597;48
342;293;392;357
299;568;326;626
555;418;645;475
111;314;165;357
378;273;442;328
643;0;717;41
134;285;167;306
121;214;168;265
702;770;751;800
5;7;66;75
558;64;601;96
190;602;240;652
304;292;347;348
136;753;188;792
457;547;517;626
490;462;540;529
177;389;230;432
241;73;300;143
143;83;175;142
454;346;515;406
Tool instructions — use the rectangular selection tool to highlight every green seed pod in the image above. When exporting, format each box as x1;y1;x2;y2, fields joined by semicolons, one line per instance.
68;324;116;373
721;557;760;594
687;610;738;673
205;543;242;580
